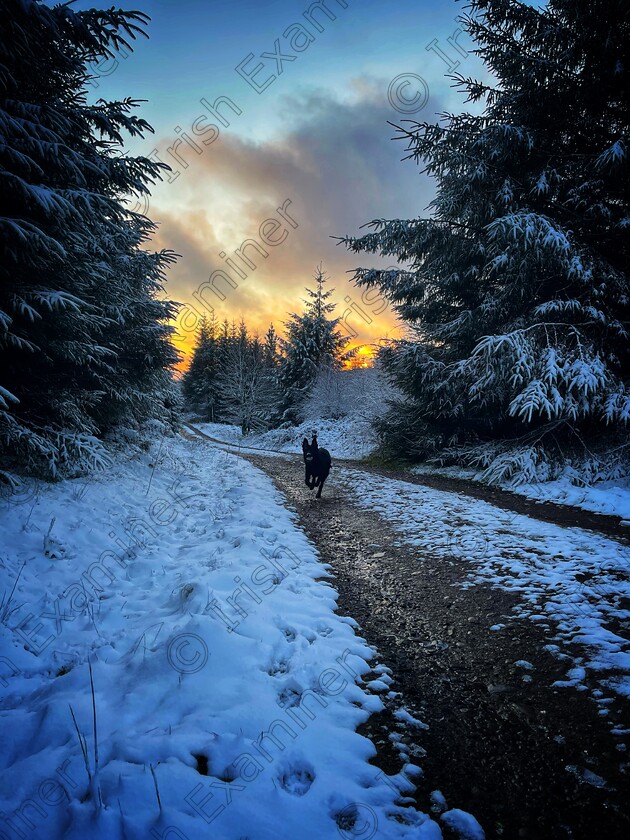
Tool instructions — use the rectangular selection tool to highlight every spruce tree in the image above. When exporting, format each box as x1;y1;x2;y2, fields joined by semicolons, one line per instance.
342;0;630;483
263;324;279;369
181;316;219;420
0;0;179;477
279;266;350;423
260;324;282;427
217;319;250;431
209;321;279;433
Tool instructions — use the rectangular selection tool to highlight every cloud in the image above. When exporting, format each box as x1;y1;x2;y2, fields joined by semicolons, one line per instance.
148;78;437;352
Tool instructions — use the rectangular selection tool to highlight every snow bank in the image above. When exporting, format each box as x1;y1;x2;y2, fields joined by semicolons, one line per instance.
0;434;436;839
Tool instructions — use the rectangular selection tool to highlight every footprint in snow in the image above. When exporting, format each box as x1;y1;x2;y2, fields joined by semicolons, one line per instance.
276;759;315;796
274;619;297;642
276;685;302;709
266;657;292;676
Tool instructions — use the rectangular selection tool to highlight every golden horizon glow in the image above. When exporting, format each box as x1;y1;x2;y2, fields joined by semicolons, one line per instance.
171;323;378;375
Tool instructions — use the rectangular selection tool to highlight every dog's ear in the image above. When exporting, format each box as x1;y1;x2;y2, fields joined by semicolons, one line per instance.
311;434;318;448
302;437;309;452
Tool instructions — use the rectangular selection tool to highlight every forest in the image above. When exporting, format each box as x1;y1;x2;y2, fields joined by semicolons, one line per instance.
1;3;629;840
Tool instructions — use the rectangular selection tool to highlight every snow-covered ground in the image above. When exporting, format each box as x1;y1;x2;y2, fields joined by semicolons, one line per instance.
338;468;630;709
411;465;630;522
194;418;380;460
0;432;443;839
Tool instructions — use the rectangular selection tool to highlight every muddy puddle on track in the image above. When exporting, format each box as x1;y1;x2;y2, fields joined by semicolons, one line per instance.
243;451;630;840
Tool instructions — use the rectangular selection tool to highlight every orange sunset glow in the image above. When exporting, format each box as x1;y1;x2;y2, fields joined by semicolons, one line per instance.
151;187;406;372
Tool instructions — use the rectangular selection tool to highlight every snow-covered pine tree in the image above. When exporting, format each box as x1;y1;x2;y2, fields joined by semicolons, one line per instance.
181;316;220;420
216;319;251;432
260;323;282;427
87;217;181;433
0;0;179;478
341;0;630;484
263;323;279;369
279;266;350;423
246;333;281;432
212;321;279;433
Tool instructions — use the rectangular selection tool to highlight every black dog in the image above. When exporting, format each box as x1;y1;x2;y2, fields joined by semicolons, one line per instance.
302;434;331;499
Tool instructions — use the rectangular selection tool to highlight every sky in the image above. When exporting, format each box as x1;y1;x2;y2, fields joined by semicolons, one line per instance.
79;0;488;363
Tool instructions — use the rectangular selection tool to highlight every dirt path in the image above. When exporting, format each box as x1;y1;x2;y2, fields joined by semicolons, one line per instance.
240;450;630;840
